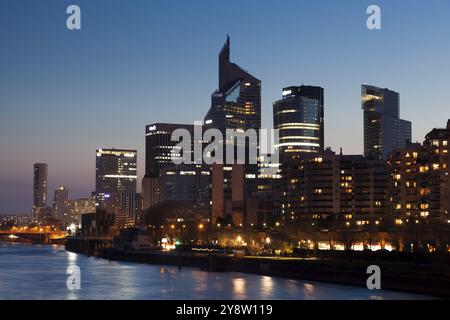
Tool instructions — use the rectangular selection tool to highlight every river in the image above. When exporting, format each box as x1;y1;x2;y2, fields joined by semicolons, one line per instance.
0;242;435;300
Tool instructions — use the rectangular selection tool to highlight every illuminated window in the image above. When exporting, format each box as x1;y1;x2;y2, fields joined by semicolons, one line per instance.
420;166;429;173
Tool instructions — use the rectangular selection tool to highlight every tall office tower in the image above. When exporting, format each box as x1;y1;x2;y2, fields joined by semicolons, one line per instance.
33;163;48;222
53;186;68;222
273;86;324;223
204;36;261;136
143;123;196;212
145;123;195;178
95;149;137;227
361;85;412;160
273;86;324;162
204;36;261;226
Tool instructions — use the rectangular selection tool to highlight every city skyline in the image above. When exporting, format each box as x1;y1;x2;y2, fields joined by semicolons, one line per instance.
2;0;450;214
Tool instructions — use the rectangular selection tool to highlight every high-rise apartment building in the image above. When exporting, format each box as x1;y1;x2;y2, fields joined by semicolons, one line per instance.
387;120;450;224
423;120;450;221
33;163;48;222
53;186;68;222
282;149;387;228
64;197;96;225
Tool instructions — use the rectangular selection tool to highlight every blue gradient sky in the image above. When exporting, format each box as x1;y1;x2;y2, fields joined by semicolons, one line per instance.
1;0;449;214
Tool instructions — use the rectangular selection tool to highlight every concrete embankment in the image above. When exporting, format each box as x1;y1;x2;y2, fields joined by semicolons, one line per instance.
65;238;450;297
96;247;450;297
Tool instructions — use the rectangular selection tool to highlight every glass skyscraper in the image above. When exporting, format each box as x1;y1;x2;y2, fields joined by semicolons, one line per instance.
204;35;261;139
204;36;262;227
361;85;412;160
273;86;324;223
273;85;324;162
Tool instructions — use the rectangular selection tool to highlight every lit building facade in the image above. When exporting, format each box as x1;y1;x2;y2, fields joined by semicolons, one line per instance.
273;85;324;161
282;149;387;228
204;36;261;201
423;120;450;221
53;186;68;222
33;163;48;222
387;120;450;225
95;149;137;226
145;123;195;178
204;35;261;137
159;165;210;207
362;85;412;160
273;86;324;223
143;123;197;213
64;197;96;225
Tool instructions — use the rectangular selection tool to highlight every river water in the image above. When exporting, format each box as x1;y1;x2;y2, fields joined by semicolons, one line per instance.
0;242;434;300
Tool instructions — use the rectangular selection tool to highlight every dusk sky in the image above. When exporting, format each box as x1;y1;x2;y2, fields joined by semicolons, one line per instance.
1;0;450;214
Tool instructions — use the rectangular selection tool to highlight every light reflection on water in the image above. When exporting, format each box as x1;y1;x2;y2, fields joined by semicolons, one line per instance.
0;242;435;300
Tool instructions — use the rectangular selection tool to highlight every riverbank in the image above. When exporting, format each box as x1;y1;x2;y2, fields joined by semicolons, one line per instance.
87;247;449;297
3;242;433;300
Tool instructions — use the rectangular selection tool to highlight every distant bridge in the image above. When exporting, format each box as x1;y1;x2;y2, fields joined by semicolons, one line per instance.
0;228;66;244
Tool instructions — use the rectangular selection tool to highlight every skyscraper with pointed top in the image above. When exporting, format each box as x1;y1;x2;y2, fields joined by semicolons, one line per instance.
205;35;261;135
205;36;262;227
